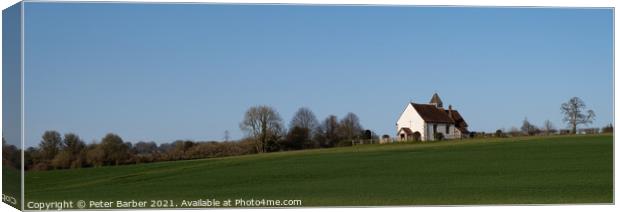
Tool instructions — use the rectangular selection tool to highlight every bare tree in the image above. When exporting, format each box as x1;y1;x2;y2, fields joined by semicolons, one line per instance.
521;118;539;136
338;112;363;141
224;130;230;142
288;107;319;149
508;126;521;137
239;105;284;153
561;97;596;134
543;120;556;135
289;107;319;131
316;115;340;147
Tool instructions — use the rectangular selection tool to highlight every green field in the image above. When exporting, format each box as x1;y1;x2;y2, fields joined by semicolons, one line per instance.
25;135;613;208
2;166;21;209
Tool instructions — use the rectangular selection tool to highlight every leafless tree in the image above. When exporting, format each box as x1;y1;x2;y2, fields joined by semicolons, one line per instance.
508;127;521;137
339;112;363;140
521;118;539;136
224;130;230;142
561;97;596;134
287;107;319;149
542;120;556;135
289;107;319;131
239;105;284;153
316;115;340;147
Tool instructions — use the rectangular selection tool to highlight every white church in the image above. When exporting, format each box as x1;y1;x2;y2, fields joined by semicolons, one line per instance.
396;93;469;141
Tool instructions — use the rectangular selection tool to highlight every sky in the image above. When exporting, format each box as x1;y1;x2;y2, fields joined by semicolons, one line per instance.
20;3;613;146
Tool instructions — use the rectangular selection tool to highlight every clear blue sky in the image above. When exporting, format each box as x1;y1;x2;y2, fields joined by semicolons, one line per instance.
22;3;613;146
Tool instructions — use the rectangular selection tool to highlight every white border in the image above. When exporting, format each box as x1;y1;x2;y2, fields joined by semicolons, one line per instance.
0;1;617;212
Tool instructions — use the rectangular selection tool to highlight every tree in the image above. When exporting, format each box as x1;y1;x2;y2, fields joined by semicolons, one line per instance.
289;107;319;131
239;105;284;153
100;133;129;165
63;133;85;156
56;133;87;169
86;144;105;167
133;141;158;155
542;120;556;135
224;130;230;142
521;118;539;136
495;129;505;138
316;115;340;147
171;140;195;160
561;97;596;134
288;107;319;149
51;151;72;169
283;126;310;150
602;123;613;133
39;131;63;162
508;126;521;137
338;112;363;141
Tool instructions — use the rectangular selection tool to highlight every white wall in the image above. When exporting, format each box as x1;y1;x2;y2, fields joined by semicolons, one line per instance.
426;123;457;140
397;103;460;141
396;103;426;140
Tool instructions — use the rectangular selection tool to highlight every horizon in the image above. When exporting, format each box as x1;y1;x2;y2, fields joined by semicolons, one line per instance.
8;3;612;147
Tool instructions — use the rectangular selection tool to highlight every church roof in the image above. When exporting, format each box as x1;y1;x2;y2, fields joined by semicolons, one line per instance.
411;103;455;124
429;93;444;108
445;109;469;133
398;127;414;135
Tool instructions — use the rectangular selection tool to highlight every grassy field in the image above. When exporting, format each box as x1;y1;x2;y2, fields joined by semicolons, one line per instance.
24;134;612;208
2;166;21;209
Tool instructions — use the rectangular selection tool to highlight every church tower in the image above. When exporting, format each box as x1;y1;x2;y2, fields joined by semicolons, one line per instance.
429;93;443;108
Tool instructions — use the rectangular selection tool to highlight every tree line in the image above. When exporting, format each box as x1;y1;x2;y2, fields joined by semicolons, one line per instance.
239;106;374;153
491;97;611;137
15;106;373;171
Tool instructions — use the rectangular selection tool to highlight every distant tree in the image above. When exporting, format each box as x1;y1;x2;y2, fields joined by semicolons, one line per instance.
239;105;284;153
288;107;319;148
51;151;72;169
362;130;373;140
224;130;230;142
59;133;86;168
133;141;158;155
63;133;85;155
24;147;39;170
602;123;613;133
39;131;63;162
508;127;521;137
171;140;195;160
542;120;556;135
289;107;319;131
86;144;105;167
338;112;363;141
316;115;340;147
100;133;129;165
561;97;596;134
283;126;310;150
2;137;20;169
495;129;505;138
521;118;539;136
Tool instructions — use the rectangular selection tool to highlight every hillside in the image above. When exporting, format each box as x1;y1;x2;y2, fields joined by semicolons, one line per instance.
25;134;613;208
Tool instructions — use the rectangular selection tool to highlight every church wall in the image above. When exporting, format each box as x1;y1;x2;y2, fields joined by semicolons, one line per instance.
396;103;426;141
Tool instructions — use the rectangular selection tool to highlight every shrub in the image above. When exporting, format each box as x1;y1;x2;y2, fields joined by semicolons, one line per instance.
495;129;505;138
434;132;444;141
602;124;613;133
51;151;72;169
31;162;50;171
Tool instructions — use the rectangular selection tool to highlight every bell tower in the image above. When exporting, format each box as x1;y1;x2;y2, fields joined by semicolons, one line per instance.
429;92;443;108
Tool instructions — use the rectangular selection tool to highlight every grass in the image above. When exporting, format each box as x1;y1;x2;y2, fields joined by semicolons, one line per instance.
2;166;21;209
24;134;612;207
